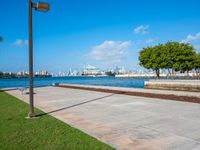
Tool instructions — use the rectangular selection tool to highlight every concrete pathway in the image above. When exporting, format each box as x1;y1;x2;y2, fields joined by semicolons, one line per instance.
59;84;200;97
6;86;200;150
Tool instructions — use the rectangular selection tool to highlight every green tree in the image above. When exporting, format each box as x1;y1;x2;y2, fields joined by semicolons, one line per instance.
159;42;195;76
139;44;167;79
177;43;195;74
193;53;200;79
164;42;180;75
139;42;196;79
139;47;153;70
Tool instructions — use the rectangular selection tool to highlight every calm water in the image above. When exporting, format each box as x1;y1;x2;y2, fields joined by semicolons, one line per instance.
0;76;150;89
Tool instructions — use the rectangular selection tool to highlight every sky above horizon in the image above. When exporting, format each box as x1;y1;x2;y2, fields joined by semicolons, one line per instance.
0;0;200;73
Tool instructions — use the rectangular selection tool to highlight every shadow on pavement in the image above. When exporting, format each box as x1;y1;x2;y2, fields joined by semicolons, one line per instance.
36;93;115;117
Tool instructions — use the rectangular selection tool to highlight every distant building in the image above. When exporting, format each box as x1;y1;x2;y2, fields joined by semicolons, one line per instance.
82;64;103;76
35;70;51;77
68;68;79;76
17;70;28;77
114;66;126;74
35;70;48;76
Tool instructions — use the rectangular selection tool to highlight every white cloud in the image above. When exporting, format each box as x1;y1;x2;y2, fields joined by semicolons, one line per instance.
12;39;28;47
146;38;154;44
181;32;200;43
89;40;131;63
134;25;149;34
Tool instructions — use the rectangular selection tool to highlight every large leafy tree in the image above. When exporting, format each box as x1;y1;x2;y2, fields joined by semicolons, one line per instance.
193;53;200;79
139;47;153;70
139;44;167;79
165;42;180;75
139;41;196;79
165;42;195;74
177;43;195;74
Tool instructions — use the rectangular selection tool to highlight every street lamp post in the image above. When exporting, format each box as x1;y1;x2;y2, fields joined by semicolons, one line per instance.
28;0;49;118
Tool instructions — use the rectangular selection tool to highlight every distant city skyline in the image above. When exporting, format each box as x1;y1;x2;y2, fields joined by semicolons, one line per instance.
0;0;200;73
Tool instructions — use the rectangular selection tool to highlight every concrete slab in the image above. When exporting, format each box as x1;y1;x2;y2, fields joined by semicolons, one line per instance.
58;84;200;98
6;86;200;150
145;80;200;92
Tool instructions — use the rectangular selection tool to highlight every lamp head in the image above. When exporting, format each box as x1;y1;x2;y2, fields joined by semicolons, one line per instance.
33;2;50;12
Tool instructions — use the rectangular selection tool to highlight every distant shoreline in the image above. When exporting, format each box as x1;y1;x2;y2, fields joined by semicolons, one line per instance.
0;75;199;80
115;74;200;79
0;75;52;79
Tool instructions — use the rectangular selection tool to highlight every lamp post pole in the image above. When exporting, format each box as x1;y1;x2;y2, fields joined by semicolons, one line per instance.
27;0;50;118
28;0;35;117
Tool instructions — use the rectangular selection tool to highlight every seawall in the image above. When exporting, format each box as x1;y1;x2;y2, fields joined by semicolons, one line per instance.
145;80;200;92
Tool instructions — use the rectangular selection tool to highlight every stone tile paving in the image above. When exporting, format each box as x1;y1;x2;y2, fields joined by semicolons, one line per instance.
7;86;200;150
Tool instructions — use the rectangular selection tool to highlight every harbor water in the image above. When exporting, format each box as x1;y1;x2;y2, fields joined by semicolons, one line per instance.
0;76;150;89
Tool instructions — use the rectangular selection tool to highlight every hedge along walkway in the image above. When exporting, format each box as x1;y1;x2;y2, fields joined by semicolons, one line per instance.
0;91;114;150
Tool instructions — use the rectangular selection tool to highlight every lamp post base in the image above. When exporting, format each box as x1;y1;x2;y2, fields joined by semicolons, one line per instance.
27;112;36;118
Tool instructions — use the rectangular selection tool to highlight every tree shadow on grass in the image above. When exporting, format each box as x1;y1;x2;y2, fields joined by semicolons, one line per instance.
36;93;116;117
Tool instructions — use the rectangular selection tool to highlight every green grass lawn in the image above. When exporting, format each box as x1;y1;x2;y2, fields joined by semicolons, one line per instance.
0;91;115;150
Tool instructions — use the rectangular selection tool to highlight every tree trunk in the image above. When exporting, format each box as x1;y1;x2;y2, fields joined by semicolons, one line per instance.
167;68;171;79
172;69;175;79
156;69;160;79
186;69;190;79
196;68;200;80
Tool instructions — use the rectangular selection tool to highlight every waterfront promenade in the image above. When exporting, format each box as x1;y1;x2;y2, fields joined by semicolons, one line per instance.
6;86;200;150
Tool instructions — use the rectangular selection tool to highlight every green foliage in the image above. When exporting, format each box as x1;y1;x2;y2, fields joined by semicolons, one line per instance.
165;42;196;73
0;91;114;150
193;53;200;78
139;44;167;78
164;42;180;70
139;47;153;70
194;53;200;69
139;41;197;78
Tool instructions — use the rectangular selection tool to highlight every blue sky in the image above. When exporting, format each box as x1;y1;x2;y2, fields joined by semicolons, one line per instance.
0;0;200;73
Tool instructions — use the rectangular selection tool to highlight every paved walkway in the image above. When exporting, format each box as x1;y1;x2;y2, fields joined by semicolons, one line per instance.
6;86;200;150
59;84;200;97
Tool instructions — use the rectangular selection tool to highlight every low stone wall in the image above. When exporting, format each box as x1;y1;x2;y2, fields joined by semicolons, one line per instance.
145;80;200;92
